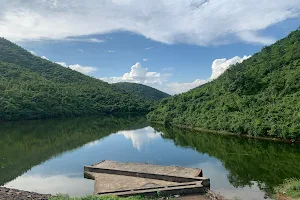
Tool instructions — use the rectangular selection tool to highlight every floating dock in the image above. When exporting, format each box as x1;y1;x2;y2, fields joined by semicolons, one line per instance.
84;160;210;197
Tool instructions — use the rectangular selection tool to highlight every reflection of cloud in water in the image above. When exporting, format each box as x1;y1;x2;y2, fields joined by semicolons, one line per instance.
5;174;93;197
84;140;101;147
190;161;268;200
118;127;162;150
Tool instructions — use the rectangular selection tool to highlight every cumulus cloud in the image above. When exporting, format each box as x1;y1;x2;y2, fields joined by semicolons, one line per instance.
56;62;97;74
210;55;251;80
101;62;171;87
166;55;251;94
167;79;208;94
41;56;49;60
2;0;299;45
29;50;36;55
100;55;251;94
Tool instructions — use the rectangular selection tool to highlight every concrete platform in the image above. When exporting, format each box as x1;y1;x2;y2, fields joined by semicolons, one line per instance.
84;160;210;197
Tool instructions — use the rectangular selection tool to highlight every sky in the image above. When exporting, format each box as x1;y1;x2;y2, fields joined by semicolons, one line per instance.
1;0;300;94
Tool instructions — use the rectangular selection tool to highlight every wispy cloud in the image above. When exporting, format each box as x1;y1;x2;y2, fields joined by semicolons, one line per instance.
65;38;104;43
143;58;148;62
56;62;97;75
145;47;154;50
0;1;299;45
107;50;115;53
162;67;175;72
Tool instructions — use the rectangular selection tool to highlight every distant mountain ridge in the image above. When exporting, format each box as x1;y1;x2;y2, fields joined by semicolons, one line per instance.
114;82;170;101
148;29;300;139
0;38;154;121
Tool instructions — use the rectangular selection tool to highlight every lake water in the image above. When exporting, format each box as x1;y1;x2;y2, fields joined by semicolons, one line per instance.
1;115;300;200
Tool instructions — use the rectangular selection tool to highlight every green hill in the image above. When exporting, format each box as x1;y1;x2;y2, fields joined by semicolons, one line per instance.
0;38;153;121
114;82;170;101
148;29;300;139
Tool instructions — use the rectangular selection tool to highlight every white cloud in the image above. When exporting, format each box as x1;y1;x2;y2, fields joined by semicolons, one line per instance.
166;55;251;94
56;62;97;74
162;67;175;72
210;55;251;80
107;50;115;53
167;79;208;94
100;62;171;88
29;50;36;55
56;62;67;67
65;38;104;43
145;47;154;50
41;56;49;60
238;32;276;45
0;1;299;45
100;55;251;94
143;58;148;62
77;49;84;52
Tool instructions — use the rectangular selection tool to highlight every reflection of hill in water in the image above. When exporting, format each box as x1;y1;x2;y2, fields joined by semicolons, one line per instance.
0;115;147;185
154;125;300;192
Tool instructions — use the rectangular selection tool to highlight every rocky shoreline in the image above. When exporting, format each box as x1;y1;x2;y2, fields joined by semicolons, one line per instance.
0;187;51;200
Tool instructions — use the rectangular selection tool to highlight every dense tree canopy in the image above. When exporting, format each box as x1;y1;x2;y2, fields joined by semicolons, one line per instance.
148;29;300;139
0;38;156;121
114;82;170;101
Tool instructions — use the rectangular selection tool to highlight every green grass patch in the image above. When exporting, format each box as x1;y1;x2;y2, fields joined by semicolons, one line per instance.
275;178;300;199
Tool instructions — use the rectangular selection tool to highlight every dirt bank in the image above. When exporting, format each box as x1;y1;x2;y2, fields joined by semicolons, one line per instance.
0;187;51;200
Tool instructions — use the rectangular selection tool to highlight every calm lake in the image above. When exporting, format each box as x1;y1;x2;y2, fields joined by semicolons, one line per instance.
1;115;300;200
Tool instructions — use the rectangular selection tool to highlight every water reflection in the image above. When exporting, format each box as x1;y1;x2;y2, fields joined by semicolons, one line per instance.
155;125;300;198
0;115;147;186
5;174;93;197
117;127;163;151
1;117;300;200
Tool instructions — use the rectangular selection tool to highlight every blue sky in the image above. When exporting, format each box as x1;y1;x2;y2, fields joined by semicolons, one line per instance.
1;0;300;94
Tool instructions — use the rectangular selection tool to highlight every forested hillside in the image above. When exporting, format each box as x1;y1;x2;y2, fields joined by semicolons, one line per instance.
0;38;153;121
148;29;300;139
114;82;170;101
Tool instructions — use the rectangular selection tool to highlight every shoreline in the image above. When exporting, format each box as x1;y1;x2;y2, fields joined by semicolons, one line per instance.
149;121;300;144
0;187;52;200
0;187;225;200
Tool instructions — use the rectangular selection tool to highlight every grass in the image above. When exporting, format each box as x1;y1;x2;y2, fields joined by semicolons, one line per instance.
274;179;300;199
49;194;148;200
